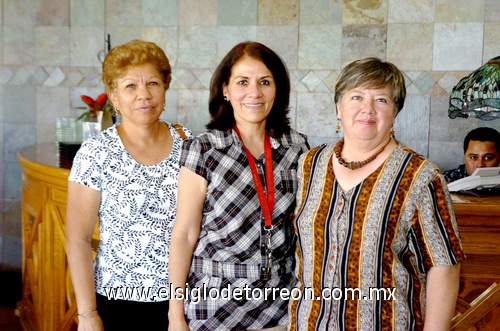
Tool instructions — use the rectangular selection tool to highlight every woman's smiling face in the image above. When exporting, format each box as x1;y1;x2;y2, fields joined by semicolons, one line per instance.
223;56;276;127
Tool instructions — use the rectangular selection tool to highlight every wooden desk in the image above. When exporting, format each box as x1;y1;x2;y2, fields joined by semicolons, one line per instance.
451;193;500;330
17;143;96;331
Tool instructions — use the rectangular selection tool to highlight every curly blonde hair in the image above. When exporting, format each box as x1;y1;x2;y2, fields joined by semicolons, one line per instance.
102;39;171;93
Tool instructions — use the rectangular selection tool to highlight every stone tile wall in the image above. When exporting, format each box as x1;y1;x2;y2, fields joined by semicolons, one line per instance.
1;0;499;269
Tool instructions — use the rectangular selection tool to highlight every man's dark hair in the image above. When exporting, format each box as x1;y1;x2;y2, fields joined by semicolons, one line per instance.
463;127;500;153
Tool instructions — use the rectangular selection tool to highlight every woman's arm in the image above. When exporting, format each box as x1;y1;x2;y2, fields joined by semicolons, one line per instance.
168;166;207;331
65;181;103;330
424;263;461;331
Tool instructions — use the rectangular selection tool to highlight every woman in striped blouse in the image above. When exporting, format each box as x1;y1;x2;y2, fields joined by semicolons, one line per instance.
290;57;464;331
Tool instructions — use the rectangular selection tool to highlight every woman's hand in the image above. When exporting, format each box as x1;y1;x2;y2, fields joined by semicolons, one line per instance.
77;313;104;331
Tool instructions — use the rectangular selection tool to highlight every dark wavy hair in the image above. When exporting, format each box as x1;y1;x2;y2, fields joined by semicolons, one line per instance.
206;41;291;138
102;39;171;94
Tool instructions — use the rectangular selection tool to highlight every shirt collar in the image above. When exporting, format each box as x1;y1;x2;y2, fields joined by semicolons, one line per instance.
210;128;291;150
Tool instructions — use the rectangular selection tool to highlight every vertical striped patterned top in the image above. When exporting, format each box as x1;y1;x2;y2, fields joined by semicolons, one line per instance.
290;142;464;331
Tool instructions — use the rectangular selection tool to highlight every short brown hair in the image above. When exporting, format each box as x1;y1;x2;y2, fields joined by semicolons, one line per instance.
102;39;171;93
334;57;406;113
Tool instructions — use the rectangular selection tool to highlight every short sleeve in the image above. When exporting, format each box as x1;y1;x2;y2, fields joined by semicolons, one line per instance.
180;137;208;180
415;173;465;269
68;139;103;191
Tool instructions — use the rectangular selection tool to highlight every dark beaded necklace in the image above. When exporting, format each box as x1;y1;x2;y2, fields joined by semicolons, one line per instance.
334;138;391;170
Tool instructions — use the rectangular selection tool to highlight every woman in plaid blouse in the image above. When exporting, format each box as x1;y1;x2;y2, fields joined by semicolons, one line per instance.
168;41;309;331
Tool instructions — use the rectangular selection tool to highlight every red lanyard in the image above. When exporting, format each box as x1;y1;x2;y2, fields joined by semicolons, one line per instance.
233;126;274;229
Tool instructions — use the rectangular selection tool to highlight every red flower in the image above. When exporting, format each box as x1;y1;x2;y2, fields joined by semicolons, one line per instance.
77;93;113;121
95;93;107;107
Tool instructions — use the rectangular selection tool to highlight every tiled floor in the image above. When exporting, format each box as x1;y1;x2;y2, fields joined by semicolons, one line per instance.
0;271;23;331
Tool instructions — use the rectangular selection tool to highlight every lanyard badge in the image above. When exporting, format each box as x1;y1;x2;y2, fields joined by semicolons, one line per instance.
234;126;275;273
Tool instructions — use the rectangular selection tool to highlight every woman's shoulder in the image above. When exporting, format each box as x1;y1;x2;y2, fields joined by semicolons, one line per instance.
395;143;441;176
78;126;120;156
182;129;234;154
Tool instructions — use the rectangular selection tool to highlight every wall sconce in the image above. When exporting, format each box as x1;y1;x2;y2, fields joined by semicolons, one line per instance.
448;55;500;120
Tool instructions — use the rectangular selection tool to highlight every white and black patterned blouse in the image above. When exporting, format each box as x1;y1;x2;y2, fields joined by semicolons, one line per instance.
180;128;309;330
68;121;192;302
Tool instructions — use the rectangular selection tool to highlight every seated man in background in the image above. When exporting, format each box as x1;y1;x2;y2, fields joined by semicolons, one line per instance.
443;127;500;182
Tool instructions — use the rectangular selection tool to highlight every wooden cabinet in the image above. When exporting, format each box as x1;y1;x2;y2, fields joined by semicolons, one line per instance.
17;143;97;331
451;194;500;331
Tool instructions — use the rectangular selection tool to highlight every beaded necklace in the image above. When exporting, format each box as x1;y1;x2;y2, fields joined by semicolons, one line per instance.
334;138;391;170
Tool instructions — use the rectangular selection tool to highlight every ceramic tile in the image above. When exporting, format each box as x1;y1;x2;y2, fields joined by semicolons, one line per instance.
178;26;217;69
258;0;299;25
1;234;22;270
393;95;431;158
141;27;178;67
429;92;478;142
3;0;37;26
388;0;435;23
0;29;3;65
36;0;69;26
9;67;34;85
3;27;35;65
343;0;388;24
0;88;3;122
296;92;336;138
104;27;142;51
485;0;500;21
432;23;483;70
142;0;179;26
299;25;341;70
70;0;105;26
179;0;216;25
105;0;142;26
341;24;387;69
412;72;436;94
257;25;299;70
162;89;179;124
216;26;258;63
36;86;71;142
288;91;297;128
386;23;433;70
3;86;36;124
429;141;464;171
3;124;36;162
437;71;468;95
217;0;258;26
435;0;485;23
483;22;500;64
69;27;106;67
35;27;69;66
177;90;211;133
300;0;343;25
62;68;84;87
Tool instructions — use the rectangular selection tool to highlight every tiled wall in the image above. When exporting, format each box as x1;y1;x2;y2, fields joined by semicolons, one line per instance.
1;0;500;270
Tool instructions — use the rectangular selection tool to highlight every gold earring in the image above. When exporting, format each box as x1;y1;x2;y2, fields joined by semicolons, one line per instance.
390;128;395;139
335;120;341;134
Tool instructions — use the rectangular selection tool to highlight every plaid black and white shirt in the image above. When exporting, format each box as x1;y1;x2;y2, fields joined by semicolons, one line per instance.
180;128;309;330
